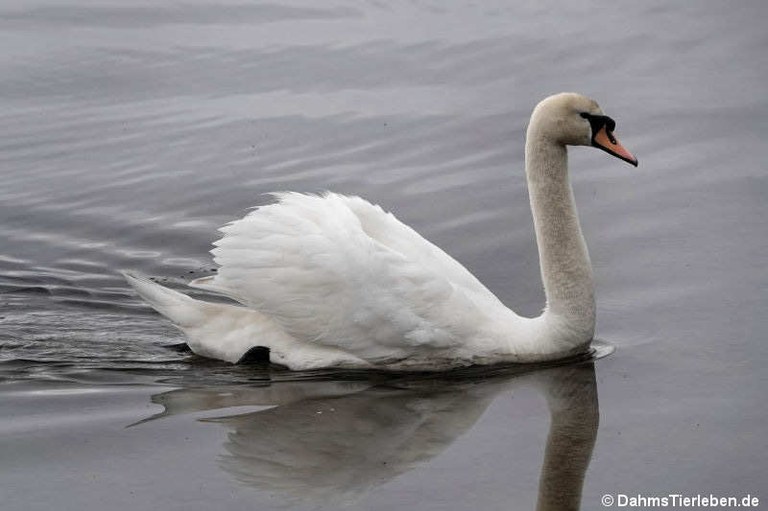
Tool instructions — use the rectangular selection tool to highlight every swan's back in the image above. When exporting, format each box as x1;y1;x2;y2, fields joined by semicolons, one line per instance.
190;193;508;363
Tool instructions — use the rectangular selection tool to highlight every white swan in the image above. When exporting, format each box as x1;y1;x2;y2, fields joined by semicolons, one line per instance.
124;93;637;370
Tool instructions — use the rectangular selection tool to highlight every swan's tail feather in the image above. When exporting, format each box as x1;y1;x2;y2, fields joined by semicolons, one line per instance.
122;271;205;328
188;275;229;295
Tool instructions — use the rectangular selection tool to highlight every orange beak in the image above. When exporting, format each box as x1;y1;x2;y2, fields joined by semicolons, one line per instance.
593;126;638;167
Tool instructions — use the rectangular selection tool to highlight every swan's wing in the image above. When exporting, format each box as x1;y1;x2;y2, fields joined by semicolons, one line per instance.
190;193;504;361
337;194;505;308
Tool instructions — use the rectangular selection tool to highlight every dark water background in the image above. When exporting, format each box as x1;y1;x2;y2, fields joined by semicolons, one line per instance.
1;1;766;509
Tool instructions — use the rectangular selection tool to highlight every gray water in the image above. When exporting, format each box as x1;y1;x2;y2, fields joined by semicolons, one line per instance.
1;1;766;510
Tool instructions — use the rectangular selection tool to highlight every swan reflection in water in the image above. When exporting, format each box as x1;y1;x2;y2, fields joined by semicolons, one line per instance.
141;361;599;510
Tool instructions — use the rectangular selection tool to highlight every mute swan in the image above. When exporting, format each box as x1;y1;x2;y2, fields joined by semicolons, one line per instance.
124;92;637;370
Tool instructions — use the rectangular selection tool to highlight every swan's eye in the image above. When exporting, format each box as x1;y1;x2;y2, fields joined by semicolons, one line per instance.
579;112;591;119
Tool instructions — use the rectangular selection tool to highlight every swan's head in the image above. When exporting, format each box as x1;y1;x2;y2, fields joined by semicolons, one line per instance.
530;92;638;166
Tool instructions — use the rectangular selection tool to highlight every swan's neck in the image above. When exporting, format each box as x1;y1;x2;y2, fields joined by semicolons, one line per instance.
525;128;595;343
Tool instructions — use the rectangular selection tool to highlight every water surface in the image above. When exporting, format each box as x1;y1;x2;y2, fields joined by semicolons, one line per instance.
1;1;766;509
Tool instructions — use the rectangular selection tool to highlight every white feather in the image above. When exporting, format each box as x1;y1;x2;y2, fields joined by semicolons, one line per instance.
190;192;503;363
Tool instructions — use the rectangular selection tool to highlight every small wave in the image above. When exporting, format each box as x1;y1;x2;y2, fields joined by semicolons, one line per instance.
1;337;612;389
